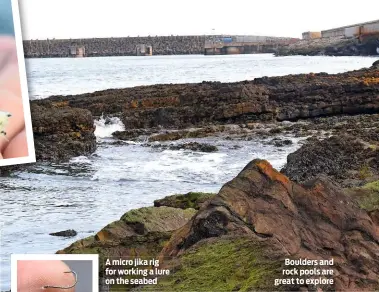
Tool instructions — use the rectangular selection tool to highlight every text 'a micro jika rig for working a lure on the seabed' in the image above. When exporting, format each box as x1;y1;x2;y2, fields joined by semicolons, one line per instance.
0;110;11;140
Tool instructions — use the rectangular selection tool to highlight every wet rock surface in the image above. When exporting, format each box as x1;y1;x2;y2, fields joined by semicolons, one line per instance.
49;229;77;237
154;192;216;210
112;129;152;141
148;142;218;152
282;134;379;188
30;103;97;162
35;66;379;130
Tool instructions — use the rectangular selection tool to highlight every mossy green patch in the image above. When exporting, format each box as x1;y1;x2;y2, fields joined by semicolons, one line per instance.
363;180;379;192
350;180;379;211
154;192;216;210
359;181;379;211
120;206;196;233
145;238;282;292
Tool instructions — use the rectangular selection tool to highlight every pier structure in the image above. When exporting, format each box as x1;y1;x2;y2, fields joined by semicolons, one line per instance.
136;44;153;56
69;44;86;57
203;35;299;55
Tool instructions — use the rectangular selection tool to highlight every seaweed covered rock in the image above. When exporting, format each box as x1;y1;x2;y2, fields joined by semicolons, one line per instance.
154;192;216;210
57;206;196;276
157;160;379;291
31;103;96;161
281;135;379;187
349;180;379;213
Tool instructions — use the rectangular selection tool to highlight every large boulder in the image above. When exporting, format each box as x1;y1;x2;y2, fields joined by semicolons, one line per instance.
157;160;379;291
31;103;96;161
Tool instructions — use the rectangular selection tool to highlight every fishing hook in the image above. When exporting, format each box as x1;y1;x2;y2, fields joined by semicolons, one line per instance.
42;270;78;290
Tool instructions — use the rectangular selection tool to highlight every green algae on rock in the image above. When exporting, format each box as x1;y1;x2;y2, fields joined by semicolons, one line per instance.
350;180;379;212
151;237;283;292
154;192;216;210
57;206;196;277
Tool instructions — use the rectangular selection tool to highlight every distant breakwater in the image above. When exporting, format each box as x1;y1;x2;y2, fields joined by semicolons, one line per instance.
23;35;206;58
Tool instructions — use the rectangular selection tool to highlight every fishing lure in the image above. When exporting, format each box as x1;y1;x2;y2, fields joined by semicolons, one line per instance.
0;110;11;140
43;270;78;290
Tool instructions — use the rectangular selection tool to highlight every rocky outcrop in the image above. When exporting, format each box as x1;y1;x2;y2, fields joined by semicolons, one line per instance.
57;206;196;275
149;142;218;152
30;103;96;161
57;160;379;291
112;129;151;141
154;192;216;210
49;229;77;237
157;160;379;291
282;135;379;187
36;66;379;131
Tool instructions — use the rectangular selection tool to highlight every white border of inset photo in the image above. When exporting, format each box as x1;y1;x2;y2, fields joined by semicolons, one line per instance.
0;0;36;167
11;254;99;292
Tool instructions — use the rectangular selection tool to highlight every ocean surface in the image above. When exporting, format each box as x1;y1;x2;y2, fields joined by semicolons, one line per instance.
1;54;377;290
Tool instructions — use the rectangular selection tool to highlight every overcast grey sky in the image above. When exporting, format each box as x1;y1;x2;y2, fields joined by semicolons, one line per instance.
18;0;379;40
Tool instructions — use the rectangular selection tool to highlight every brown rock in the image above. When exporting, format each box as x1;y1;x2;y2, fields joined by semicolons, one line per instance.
160;160;379;291
31;103;96;161
34;67;379;131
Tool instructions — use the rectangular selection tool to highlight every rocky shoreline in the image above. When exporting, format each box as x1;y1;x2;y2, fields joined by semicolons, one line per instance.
24;61;379;164
34;62;378;291
58;156;379;291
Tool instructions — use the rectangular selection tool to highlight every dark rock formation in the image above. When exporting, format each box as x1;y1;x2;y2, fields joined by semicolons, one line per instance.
35;66;379;131
168;142;218;152
154;192;216;210
149;142;218;152
158;160;379;291
372;59;379;68
267;138;293;147
112;129;151;141
31;103;96;161
282;135;379;187
49;229;77;237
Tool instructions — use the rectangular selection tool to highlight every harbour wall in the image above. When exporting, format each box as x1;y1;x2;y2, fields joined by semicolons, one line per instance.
23;35;206;58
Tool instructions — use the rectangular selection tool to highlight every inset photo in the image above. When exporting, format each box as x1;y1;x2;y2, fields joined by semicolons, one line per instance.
11;254;99;292
0;0;35;166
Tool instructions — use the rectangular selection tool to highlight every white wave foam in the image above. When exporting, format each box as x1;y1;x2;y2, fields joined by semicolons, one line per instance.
94;115;125;138
69;156;92;164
